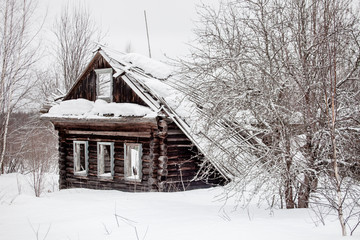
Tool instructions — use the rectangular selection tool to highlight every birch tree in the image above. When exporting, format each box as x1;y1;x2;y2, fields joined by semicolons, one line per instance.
180;0;360;217
53;2;101;91
0;0;41;174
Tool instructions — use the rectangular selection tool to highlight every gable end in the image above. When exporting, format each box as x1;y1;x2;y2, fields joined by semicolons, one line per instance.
65;53;112;101
64;53;148;107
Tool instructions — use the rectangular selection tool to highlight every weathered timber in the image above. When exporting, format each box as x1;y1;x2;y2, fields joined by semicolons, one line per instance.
49;117;158;128
66;130;151;138
157;169;168;176
113;75;147;106
49;51;225;193
156;118;169;190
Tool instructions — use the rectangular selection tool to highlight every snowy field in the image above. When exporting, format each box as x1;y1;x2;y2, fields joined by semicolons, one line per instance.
0;173;351;240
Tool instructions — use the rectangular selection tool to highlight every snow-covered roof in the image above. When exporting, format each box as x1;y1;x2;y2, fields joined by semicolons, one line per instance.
98;47;245;179
97;46;199;127
121;53;173;80
44;99;156;119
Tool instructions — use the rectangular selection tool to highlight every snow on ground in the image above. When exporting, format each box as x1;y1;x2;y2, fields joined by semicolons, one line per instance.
0;173;351;240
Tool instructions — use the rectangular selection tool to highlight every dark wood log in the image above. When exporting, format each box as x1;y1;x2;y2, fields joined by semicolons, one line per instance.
166;138;192;142
158;132;167;138
167;170;198;178
147;177;157;186
66;130;151;138
167;129;183;135
158;156;168;163
142;167;153;175
142;162;154;168
160;144;167;152
51;117;158;128
113;75;148;106
157;169;168;176
158;120;167;128
114;166;125;172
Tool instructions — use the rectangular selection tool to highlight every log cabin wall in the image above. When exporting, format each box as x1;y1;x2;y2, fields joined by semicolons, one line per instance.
113;75;147;106
56;120;160;192
158;119;223;191
55;116;224;192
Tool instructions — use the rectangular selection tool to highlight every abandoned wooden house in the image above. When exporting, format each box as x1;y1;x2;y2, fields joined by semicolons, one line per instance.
41;47;226;192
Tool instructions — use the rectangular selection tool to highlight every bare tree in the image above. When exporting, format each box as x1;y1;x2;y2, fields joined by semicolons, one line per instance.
26;117;58;197
0;0;42;174
179;0;360;225
53;2;102;91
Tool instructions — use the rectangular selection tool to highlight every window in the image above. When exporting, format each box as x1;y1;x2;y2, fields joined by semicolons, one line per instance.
97;142;114;177
73;141;88;176
124;143;142;181
95;68;113;101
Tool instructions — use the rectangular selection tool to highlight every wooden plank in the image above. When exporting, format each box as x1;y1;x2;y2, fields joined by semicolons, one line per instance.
167;130;184;135
65;137;150;142
49;117;158;127
66;130;151;138
166;138;191;142
113;76;148;106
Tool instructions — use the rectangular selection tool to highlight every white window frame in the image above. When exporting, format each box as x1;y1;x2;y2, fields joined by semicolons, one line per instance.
97;142;114;178
73;141;89;176
124;143;142;182
95;68;113;102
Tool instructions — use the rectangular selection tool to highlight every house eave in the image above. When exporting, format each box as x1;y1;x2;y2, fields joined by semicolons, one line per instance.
40;115;158;125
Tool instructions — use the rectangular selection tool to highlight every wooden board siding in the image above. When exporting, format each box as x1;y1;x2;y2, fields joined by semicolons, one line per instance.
113;76;147;106
64;55;147;106
65;54;111;101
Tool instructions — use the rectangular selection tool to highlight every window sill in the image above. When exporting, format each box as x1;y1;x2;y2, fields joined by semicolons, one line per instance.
74;171;87;177
98;173;114;180
96;96;111;103
125;177;142;183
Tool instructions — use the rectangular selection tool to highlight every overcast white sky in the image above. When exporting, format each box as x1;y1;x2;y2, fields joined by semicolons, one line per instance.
38;0;220;60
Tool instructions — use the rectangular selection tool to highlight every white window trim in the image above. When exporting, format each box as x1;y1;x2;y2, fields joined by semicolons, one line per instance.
97;142;114;178
73;141;89;176
124;143;142;182
95;68;113;102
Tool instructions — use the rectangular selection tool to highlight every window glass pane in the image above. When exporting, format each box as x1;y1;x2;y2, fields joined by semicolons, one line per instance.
125;144;142;180
74;142;86;173
78;144;85;171
98;73;111;97
103;144;111;174
130;148;139;176
98;142;114;177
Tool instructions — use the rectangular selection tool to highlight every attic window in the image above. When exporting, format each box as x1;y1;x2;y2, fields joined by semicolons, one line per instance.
124;143;142;182
73;141;88;176
97;142;114;178
95;68;113;102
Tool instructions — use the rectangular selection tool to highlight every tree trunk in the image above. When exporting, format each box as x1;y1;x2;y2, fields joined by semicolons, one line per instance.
0;109;11;174
298;171;317;208
332;131;346;236
329;32;346;235
284;178;295;209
